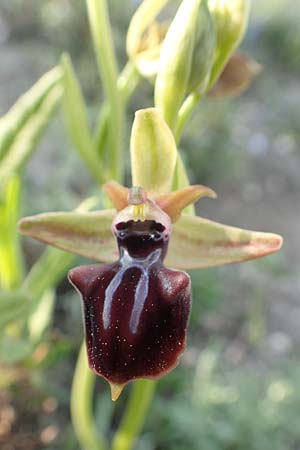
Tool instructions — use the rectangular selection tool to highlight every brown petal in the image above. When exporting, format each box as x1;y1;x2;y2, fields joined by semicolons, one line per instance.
103;181;129;211
156;185;217;222
209;52;262;98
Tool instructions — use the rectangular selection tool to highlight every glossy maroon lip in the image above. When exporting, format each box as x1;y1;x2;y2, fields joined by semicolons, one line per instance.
68;218;191;396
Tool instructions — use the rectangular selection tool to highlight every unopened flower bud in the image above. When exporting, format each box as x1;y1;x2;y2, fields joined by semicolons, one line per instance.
207;0;251;89
155;0;217;128
129;0;216;104
187;0;216;94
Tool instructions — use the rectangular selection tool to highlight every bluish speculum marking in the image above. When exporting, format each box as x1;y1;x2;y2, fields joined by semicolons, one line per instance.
103;248;161;333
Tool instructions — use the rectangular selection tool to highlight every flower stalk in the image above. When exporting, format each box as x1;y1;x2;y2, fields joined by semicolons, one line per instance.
86;0;123;180
111;380;156;450
71;343;107;450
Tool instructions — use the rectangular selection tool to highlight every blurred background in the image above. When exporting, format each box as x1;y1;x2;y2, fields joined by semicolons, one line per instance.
0;0;299;449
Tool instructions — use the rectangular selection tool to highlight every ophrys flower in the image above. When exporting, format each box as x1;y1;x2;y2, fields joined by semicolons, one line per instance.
19;108;282;400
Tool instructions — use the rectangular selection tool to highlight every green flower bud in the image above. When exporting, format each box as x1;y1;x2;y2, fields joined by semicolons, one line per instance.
154;0;203;129
187;0;216;94
128;0;216;100
207;0;251;89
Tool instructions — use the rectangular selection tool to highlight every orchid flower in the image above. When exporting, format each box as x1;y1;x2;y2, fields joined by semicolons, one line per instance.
19;108;282;400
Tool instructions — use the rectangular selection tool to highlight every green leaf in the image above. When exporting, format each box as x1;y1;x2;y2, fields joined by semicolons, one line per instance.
0;290;32;329
130;108;177;196
166;213;283;269
28;289;55;342
0;66;62;161
35;338;72;369
18;209;117;263
61;53;104;184
0;85;62;190
23;247;75;301
0;335;34;364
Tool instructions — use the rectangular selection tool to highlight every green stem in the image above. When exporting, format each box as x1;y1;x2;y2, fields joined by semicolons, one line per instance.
0;240;24;289
117;62;140;104
72;6;146;449
86;0;123;181
71;343;107;450
111;380;156;450
0;176;24;289
95;62;140;162
175;92;202;144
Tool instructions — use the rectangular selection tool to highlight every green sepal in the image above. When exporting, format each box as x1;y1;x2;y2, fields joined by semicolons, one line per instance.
19;209;116;263
19;207;283;272
167;213;283;269
130;108;177;196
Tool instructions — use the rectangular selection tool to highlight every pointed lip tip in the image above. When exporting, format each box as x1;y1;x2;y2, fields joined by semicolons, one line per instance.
109;382;126;401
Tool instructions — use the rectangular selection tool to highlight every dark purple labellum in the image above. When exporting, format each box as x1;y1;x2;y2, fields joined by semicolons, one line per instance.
69;218;191;398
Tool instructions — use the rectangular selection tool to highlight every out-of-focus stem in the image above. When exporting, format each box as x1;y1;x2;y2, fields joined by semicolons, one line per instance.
117;62;140;104
175;92;202;143
111;380;156;450
71;343;107;450
0;176;24;290
86;0;123;181
95;62;140;161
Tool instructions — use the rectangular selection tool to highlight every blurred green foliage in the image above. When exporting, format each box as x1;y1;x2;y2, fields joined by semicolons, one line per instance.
0;0;298;449
144;350;300;450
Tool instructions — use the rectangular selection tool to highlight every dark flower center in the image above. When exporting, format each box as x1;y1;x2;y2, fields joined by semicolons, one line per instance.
115;219;169;259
